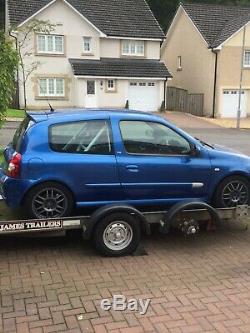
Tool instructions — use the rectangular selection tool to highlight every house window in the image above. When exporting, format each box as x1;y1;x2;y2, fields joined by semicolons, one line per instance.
37;34;64;54
177;56;182;69
244;50;250;67
106;80;116;92
39;78;65;97
83;37;92;53
122;40;145;56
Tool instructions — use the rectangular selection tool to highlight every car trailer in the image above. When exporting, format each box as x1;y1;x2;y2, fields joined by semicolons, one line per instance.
0;201;249;256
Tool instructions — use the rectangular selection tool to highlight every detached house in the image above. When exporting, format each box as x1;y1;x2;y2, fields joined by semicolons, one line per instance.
5;0;171;112
161;3;250;118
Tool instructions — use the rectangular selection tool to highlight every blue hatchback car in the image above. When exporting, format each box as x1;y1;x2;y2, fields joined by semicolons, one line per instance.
1;109;250;219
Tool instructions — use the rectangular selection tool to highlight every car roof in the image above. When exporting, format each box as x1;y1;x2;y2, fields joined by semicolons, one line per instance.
27;109;162;123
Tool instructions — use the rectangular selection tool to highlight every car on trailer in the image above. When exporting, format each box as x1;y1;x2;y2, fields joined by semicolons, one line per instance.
0;109;250;255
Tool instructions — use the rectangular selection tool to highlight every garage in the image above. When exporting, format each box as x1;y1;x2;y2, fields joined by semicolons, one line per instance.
222;90;247;118
128;82;158;112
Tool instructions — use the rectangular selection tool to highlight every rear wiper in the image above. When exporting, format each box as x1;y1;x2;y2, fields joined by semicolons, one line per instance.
195;137;214;149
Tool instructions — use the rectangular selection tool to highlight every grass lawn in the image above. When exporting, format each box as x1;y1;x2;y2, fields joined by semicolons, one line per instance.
6;109;25;119
0;148;4;165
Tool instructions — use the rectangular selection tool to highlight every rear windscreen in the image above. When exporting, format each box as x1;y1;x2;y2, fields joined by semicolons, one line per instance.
12;117;34;152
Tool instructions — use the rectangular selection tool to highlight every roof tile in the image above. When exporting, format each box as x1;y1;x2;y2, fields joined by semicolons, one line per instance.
182;2;250;47
8;0;164;39
69;58;172;78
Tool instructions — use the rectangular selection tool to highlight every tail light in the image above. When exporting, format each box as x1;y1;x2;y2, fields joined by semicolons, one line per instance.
7;152;22;178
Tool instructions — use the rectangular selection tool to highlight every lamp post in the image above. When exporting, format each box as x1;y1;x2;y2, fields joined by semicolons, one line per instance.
237;24;247;129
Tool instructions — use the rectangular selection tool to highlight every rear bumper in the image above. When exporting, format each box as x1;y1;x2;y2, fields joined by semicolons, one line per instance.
0;168;32;208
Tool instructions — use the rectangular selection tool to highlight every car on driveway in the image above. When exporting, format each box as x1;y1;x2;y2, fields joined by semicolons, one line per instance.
1;109;250;220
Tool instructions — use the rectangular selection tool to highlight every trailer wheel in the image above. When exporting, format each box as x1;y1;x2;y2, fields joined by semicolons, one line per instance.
93;213;141;256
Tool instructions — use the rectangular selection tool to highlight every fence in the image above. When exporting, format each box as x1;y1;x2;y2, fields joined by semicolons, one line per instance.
166;87;204;116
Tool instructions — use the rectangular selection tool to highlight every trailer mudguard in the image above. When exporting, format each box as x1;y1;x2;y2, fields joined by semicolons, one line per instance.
164;201;221;229
82;204;150;240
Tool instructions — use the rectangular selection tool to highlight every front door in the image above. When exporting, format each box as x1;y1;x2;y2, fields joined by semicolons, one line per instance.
49;119;123;205
115;119;212;206
85;80;97;108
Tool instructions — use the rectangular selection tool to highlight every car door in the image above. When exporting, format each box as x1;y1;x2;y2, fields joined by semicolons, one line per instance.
49;118;123;205
113;118;212;206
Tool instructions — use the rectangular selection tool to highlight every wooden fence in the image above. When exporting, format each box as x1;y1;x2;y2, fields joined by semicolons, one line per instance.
166;87;204;116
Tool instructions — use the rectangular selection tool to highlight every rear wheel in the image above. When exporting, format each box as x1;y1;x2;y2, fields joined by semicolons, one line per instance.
94;213;141;256
24;182;74;219
214;176;250;208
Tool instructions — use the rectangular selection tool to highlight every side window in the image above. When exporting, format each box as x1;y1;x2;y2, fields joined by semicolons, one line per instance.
50;120;113;155
120;121;191;155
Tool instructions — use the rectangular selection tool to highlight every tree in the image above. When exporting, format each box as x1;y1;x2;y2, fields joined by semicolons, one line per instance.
0;31;19;120
9;19;57;111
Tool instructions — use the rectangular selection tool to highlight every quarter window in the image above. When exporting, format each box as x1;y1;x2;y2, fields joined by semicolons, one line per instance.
120;121;191;155
37;34;64;54
39;78;65;97
83;37;92;53
122;40;145;56
50;120;113;155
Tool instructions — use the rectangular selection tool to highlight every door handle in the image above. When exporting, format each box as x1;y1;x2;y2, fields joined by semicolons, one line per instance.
126;165;139;172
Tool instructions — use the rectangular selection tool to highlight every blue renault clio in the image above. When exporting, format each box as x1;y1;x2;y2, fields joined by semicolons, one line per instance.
1;109;250;219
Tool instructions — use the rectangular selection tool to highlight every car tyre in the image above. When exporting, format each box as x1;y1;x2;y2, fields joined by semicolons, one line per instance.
213;176;250;208
24;182;74;219
94;213;141;257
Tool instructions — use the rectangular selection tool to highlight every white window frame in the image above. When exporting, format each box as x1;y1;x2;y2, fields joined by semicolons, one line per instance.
244;50;250;67
37;34;64;54
106;79;116;92
122;40;145;56
83;37;92;53
38;78;65;97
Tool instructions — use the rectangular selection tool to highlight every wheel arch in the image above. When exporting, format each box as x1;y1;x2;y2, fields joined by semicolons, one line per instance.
211;171;250;203
21;179;76;206
83;204;150;240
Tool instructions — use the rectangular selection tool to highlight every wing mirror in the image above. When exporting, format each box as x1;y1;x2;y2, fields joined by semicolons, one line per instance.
190;143;200;157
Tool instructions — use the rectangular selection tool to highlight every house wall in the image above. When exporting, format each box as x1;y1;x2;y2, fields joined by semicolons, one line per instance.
15;0;163;110
216;26;250;116
161;8;215;116
75;79;165;110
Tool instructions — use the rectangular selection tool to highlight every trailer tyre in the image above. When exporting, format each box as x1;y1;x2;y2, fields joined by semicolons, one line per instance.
94;213;141;256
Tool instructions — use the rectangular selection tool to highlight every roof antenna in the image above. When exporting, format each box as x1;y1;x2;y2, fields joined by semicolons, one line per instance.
48;103;55;113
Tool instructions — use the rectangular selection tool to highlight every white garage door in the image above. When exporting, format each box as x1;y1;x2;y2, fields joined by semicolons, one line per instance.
128;82;158;112
222;90;247;118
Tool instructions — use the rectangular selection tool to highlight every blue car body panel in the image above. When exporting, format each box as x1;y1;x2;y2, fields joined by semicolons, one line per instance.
1;109;250;210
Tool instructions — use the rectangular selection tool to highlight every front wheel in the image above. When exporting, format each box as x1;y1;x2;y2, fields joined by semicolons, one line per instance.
213;176;250;208
93;213;141;256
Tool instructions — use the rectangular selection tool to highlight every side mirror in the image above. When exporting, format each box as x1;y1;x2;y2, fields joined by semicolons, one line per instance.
190;144;200;157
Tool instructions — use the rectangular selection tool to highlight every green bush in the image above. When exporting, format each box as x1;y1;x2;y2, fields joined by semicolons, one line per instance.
0;31;19;121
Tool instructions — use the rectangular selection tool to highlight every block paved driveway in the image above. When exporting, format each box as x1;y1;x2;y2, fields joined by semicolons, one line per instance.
1;221;250;333
1;113;250;333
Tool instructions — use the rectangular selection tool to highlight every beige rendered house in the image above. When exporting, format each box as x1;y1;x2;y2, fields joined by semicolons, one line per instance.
5;0;171;112
161;3;250;118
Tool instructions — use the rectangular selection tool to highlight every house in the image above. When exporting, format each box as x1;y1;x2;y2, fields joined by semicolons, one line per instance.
5;0;171;112
161;2;250;118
